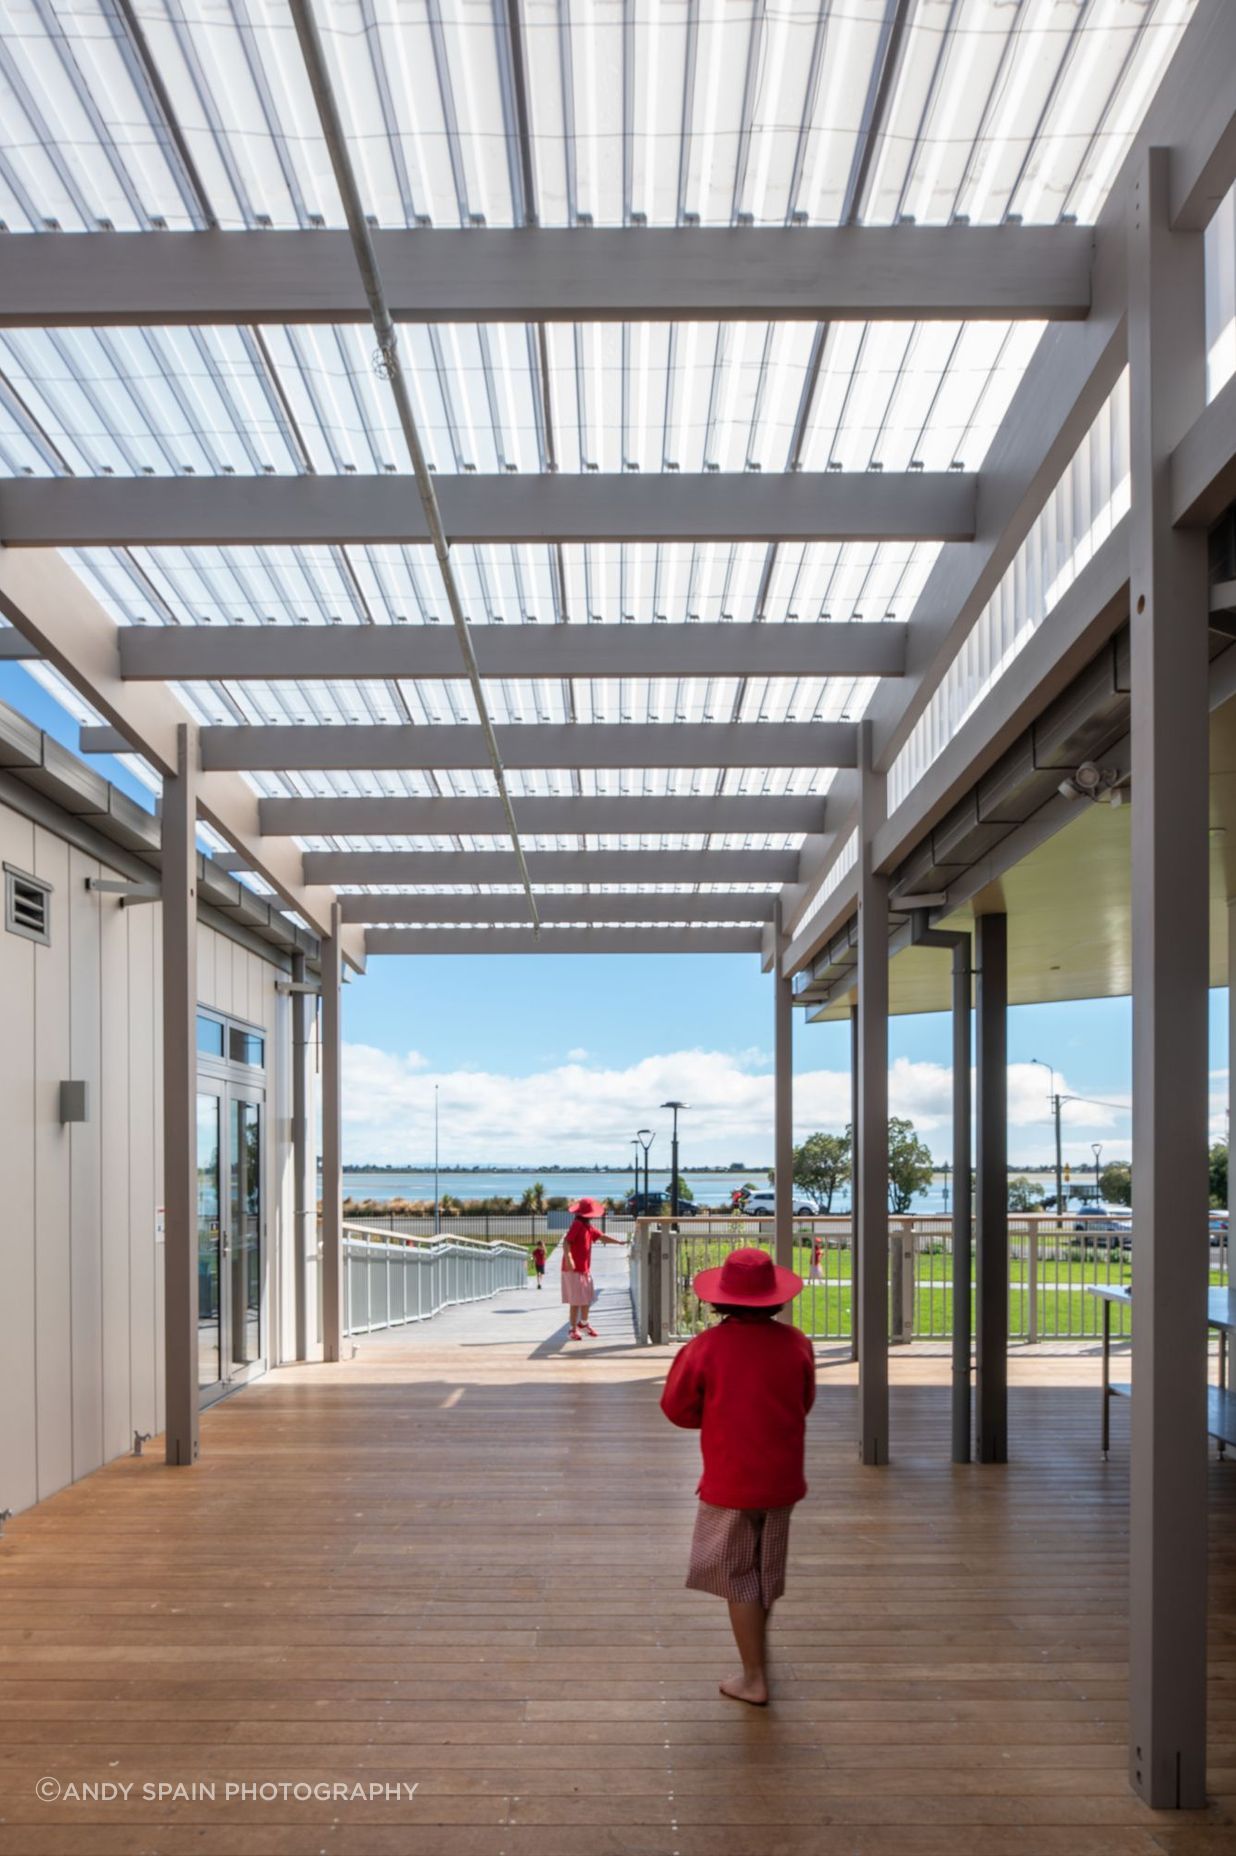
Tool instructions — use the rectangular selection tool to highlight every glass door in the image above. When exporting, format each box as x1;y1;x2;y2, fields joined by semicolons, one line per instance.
228;1090;263;1374
197;1089;223;1390
196;1078;265;1402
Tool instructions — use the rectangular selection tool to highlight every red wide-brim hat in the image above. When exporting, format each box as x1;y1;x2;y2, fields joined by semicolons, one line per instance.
570;1197;606;1218
693;1245;802;1307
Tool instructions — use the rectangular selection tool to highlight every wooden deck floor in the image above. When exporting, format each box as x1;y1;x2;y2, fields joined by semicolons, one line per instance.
1;1332;1234;1856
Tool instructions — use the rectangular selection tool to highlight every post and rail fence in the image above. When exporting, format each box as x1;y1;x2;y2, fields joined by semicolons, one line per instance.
626;1213;1229;1346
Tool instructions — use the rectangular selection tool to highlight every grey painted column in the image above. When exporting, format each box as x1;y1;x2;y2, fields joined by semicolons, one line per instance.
773;906;794;1279
290;950;313;1361
1229;900;1236;1197
951;939;973;1466
856;725;889;1464
320;904;344;1363
1127;146;1209;1812
849;1003;860;1362
162;723;199;1466
974;911;1007;1465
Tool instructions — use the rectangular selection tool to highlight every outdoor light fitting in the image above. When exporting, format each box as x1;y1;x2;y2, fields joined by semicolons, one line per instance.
1057;761;1124;803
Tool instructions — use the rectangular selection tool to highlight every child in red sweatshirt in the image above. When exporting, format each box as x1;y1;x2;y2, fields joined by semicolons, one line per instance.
660;1247;815;1706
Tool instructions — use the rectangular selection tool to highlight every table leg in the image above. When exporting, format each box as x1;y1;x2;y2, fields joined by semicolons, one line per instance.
1101;1296;1110;1459
1220;1329;1228;1461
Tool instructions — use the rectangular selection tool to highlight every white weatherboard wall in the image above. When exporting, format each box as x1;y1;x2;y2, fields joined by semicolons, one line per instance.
0;795;297;1518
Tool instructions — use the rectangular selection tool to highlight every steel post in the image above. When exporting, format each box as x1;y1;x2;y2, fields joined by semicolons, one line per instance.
161;723;199;1467
975;911;1008;1464
856;723;889;1465
1127;145;1209;1810
773;907;795;1279
320;904;344;1363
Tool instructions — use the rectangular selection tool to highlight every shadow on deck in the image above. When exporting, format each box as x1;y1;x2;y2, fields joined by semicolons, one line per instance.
1;1343;1234;1855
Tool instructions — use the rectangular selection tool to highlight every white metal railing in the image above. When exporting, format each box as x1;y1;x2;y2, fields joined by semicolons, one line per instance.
342;1221;527;1336
627;1212;1226;1346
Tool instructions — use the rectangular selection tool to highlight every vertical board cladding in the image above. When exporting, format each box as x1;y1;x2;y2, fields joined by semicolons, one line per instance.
33;831;72;1502
0;806;38;1515
0;797;294;1518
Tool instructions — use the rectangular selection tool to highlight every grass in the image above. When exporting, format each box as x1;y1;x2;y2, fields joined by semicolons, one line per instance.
671;1235;1227;1342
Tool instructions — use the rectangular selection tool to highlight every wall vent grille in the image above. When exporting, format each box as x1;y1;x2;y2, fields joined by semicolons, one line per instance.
4;865;51;945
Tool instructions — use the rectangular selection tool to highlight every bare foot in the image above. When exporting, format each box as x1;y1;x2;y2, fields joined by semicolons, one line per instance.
719;1672;768;1707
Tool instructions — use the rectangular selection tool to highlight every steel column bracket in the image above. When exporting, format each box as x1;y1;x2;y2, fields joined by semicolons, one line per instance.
85;876;159;906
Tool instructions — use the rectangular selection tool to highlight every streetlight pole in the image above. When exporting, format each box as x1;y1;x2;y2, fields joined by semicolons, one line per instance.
631;1137;641;1208
661;1101;687;1220
1031;1058;1064;1218
433;1083;440;1235
637;1128;654;1212
942;1159;950;1215
1092;1141;1104;1209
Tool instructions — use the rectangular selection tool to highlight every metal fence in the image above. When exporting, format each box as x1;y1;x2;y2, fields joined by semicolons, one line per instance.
341;1210;638;1241
342;1222;528;1336
626;1214;1229;1345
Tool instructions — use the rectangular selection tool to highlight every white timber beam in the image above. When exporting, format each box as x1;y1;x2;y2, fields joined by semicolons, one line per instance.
257;792;829;837
342;892;776;925
303;847;797;885
0;472;976;548
0;226;1094;327
0;548;362;962
365;925;764;955
116;620;909;684
146;720;858;773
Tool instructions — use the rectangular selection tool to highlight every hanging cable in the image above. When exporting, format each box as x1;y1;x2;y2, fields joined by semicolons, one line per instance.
287;0;540;932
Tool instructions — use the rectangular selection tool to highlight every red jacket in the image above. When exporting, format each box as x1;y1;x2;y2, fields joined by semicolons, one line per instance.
532;1245;546;1267
564;1217;595;1273
660;1317;816;1510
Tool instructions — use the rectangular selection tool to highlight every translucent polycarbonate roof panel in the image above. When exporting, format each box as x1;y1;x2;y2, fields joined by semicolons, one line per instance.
303;830;802;855
1206;179;1236;402
63;538;934;629
243;763;833;801
0;0;1196;232
0;315;1036;481
0;326;304;475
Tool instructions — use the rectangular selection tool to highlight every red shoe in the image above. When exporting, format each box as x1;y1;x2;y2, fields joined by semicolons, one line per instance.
583;1323;599;1337
569;1327;583;1341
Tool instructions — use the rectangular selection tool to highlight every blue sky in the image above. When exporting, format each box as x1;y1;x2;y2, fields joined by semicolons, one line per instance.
348;948;1229;1167
2;659;1227;1168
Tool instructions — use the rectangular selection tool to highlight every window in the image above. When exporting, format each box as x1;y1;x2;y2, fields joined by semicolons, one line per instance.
228;1027;265;1068
196;1014;225;1057
4;864;51;946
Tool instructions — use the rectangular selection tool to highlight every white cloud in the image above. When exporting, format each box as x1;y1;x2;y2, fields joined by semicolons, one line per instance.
339;1043;1136;1165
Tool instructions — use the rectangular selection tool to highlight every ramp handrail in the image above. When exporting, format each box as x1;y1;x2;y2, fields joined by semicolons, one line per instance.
342;1221;528;1335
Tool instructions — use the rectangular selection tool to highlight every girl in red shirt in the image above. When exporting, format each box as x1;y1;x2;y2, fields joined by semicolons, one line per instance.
561;1197;625;1341
661;1247;814;1706
531;1242;547;1288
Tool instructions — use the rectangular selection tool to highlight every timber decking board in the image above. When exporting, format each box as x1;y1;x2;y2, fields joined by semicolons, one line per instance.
0;1341;1232;1856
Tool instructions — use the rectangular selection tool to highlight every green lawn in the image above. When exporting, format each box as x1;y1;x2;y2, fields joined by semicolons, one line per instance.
670;1235;1226;1342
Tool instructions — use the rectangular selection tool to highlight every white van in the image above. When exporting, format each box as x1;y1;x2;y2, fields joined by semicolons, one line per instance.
744;1189;818;1217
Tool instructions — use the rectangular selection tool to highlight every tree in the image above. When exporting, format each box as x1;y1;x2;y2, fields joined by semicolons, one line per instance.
666;1174;694;1203
791;1130;852;1212
1007;1175;1045;1212
887;1118;935;1214
519;1180;548;1213
1210;1142;1228;1210
1100;1161;1132;1207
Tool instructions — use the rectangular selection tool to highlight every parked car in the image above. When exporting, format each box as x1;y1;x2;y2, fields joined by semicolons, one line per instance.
743;1190;820;1218
1071;1202;1132;1246
1210;1213;1229;1247
623;1192;696;1218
